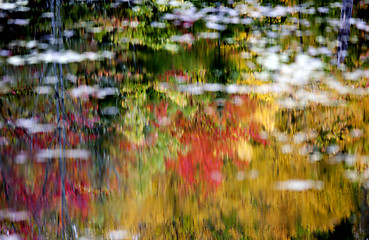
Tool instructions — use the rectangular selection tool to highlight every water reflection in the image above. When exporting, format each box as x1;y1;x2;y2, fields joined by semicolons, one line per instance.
1;0;369;238
337;0;353;65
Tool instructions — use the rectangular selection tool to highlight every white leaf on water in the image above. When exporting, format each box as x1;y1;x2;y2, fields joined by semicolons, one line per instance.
281;144;293;154
240;51;252;59
16;0;28;6
299;144;312;156
101;107;119;115
293;132;307;144
296;90;331;105
17;6;29;11
170;34;194;44
257;53;280;71
356;20;368;31
130;21;139;28
259;131;268;140
328;154;345;164
0;50;11;57
254;71;270;81
177;84;203;95
266;31;279;38
65;149;90;160
109;229;129;240
15;152;27;164
275;180;324;191
41;12;53;18
236;171;246;181
162;13;176;20
6;211;30;221
222;17;240;24
203;83;223;92
44;76;58;84
250;11;261;18
277;98;299;109
0;3;17;10
319;47;332;56
296;54;323;69
317;7;329;13
226;84;239;94
102;51;114;59
274;132;288;142
70;85;97;98
96;87;119;99
26;40;37;49
351;129;363;138
326;145;340;155
344;170;358;181
198;32;219;39
205;15;222;23
88;26;103;33
155;0;168;4
25;55;37;65
344;70;363;81
16;118;37;129
307;48;318;59
7;56;25;66
64;30;74;38
256;83;292;94
31;50;114;64
60;50;85;63
309;152;322;163
28;124;55;133
150;21;166;28
66;74;77;83
36;149;90;162
241;18;253;25
8;19;30;25
326;80;351;94
345;154;356;166
206;22;226;31
248;169;259;179
236;170;259;180
16;118;55;133
164;43;179;52
38;51;63;63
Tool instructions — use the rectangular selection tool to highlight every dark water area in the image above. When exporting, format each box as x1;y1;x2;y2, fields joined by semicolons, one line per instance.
1;0;369;239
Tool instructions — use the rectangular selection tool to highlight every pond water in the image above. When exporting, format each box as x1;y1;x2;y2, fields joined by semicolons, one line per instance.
1;0;369;239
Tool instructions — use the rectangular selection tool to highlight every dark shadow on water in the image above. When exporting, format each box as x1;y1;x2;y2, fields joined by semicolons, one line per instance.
314;219;354;240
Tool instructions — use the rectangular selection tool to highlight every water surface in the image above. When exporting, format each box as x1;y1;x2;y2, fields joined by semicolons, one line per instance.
1;0;369;239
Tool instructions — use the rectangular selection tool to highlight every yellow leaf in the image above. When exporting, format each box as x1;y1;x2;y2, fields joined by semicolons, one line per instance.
237;139;253;162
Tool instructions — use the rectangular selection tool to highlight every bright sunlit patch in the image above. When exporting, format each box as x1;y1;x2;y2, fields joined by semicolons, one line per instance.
275;180;324;191
237;139;253;162
36;149;91;162
108;229;130;240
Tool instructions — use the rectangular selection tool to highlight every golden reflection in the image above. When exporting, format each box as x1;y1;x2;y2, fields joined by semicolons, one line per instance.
88;93;359;239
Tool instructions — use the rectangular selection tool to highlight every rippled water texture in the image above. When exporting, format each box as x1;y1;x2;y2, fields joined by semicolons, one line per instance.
1;0;369;239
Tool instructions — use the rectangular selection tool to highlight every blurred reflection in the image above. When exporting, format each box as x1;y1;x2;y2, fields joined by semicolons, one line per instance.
1;0;369;238
337;0;353;65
